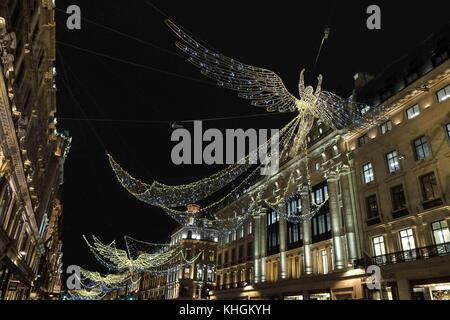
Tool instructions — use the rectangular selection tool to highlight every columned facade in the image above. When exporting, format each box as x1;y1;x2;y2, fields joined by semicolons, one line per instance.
253;215;262;283
339;166;359;263
278;210;287;279
260;211;267;283
326;171;346;270
300;185;313;275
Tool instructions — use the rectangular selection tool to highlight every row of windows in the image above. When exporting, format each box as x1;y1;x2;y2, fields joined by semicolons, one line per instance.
358;84;450;147
286;184;329;213
218;241;253;266
361;134;436;184
288;223;303;244
217;268;253;287
267;210;279;226
365;172;441;221
371;220;450;257
222;220;253;244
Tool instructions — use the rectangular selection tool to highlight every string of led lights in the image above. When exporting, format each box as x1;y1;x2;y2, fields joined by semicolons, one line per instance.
108;115;298;210
154;117;301;221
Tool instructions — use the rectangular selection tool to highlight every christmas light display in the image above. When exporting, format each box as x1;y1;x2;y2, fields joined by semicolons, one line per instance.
108;116;298;211
68;289;106;300
165;19;370;132
72;234;207;299
107;20;372;226
83;235;181;272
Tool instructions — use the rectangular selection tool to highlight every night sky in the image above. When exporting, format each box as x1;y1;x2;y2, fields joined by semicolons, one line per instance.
55;0;450;271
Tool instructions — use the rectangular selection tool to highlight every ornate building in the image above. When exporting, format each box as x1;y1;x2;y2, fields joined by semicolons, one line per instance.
0;1;70;300
136;204;218;300
210;23;450;300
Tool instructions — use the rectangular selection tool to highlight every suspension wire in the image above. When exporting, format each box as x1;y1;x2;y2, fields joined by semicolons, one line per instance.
54;7;184;60
313;0;336;72
57;47;109;151
143;1;230;55
57;41;215;87
143;1;171;20
61;56;158;179
58;111;293;125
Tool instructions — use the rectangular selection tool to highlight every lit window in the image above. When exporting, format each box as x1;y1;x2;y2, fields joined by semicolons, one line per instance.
315;189;324;204
399;229;416;251
413;136;430;160
431;220;450;245
358;134;369;147
206;266;214;282
386;150;400;173
315;162;321;171
372;236;386;256
267;211;279;226
184;266;191;279
196;265;204;281
318;215;326;234
380;120;392;135
406;104;420;119
247;220;253;235
420;172;439;201
287;197;301;216
362;162;374;184
437;84;450;102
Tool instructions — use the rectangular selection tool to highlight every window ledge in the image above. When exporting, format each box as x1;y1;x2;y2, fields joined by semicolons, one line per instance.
392;208;409;219
366;217;381;226
422;198;443;210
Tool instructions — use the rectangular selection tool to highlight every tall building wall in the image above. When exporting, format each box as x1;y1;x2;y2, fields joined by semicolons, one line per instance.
0;0;70;300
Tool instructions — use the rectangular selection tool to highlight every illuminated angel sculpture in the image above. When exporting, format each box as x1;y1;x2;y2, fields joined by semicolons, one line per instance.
107;20;371;212
165;19;366;154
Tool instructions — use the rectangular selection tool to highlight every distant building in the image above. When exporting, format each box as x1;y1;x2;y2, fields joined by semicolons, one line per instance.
138;204;218;300
0;1;70;300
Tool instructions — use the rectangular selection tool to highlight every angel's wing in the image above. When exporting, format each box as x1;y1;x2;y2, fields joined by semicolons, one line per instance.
166;19;298;113
315;91;371;130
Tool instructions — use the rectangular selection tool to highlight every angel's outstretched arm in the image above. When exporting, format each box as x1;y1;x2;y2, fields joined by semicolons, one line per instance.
299;68;306;93
315;74;323;97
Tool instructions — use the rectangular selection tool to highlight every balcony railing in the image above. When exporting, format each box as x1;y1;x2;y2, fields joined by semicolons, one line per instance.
355;242;450;268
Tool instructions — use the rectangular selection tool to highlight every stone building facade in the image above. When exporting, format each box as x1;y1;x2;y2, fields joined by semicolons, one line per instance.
0;0;70;300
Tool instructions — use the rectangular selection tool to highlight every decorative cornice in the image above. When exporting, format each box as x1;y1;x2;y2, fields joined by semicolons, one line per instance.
344;63;450;140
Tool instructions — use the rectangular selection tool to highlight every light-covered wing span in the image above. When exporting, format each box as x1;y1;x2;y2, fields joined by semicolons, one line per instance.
316;91;372;130
166;19;299;113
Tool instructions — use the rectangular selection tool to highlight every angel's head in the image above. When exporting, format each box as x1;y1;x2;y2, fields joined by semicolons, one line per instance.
304;86;314;96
